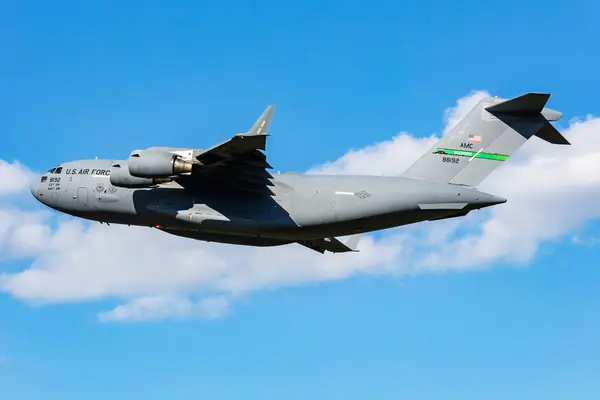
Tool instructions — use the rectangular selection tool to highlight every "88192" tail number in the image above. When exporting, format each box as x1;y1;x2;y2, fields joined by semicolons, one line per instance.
442;156;459;164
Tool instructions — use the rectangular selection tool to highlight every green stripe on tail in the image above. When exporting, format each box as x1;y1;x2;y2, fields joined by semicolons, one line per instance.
433;148;509;161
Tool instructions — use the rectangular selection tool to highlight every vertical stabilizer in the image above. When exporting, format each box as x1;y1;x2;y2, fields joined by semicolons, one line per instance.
401;93;567;187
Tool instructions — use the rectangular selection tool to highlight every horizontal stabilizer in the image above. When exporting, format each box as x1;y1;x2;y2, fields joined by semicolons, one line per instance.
535;121;570;145
401;92;568;187
485;93;552;115
486;93;568;145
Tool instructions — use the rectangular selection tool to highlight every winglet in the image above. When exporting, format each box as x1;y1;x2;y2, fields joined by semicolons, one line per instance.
342;233;362;252
248;105;275;135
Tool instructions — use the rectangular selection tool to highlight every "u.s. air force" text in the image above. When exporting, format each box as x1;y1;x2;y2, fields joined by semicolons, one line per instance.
64;168;110;176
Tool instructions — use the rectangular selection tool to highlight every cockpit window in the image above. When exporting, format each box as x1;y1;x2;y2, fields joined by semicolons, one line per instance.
48;168;56;173
54;167;63;174
41;176;47;182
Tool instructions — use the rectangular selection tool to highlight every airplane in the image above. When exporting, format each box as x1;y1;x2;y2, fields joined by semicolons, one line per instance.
30;92;569;254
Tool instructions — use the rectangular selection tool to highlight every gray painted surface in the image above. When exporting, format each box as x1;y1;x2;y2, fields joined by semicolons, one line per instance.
30;93;568;253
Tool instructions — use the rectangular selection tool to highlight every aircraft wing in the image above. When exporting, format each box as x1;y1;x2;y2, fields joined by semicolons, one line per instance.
184;105;276;194
297;234;362;254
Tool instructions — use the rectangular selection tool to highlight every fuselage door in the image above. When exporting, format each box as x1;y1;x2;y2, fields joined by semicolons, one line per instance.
77;187;88;207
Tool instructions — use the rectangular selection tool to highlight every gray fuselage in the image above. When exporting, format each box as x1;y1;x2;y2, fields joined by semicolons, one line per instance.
30;159;505;247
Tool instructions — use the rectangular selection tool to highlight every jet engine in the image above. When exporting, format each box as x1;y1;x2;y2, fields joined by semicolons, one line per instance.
128;149;193;178
110;161;171;188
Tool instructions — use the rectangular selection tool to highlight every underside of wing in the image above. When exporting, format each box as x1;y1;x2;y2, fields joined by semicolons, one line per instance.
193;136;275;194
178;105;276;194
297;234;362;254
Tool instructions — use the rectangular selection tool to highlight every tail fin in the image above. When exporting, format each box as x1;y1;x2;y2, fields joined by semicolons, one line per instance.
401;93;567;187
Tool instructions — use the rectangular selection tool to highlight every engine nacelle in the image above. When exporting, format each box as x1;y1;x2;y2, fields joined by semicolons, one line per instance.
128;149;193;178
110;161;172;188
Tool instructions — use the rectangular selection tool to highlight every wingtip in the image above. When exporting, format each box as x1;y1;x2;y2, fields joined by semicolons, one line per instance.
343;233;363;251
248;104;276;135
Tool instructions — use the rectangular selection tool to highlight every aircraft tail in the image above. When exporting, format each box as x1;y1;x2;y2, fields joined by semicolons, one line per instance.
401;93;568;187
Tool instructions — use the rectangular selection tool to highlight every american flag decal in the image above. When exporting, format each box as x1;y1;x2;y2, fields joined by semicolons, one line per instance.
468;134;482;142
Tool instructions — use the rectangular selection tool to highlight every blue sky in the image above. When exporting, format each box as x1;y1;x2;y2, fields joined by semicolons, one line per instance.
1;1;600;399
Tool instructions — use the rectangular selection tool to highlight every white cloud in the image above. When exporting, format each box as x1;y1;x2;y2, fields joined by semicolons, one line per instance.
309;90;490;176
0;91;599;321
450;115;600;267
572;235;600;246
0;160;35;197
97;295;230;322
443;90;491;135
308;133;438;176
0;208;53;259
0;219;404;304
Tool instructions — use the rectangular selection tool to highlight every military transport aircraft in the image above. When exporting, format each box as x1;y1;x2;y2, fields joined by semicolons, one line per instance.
30;93;568;254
